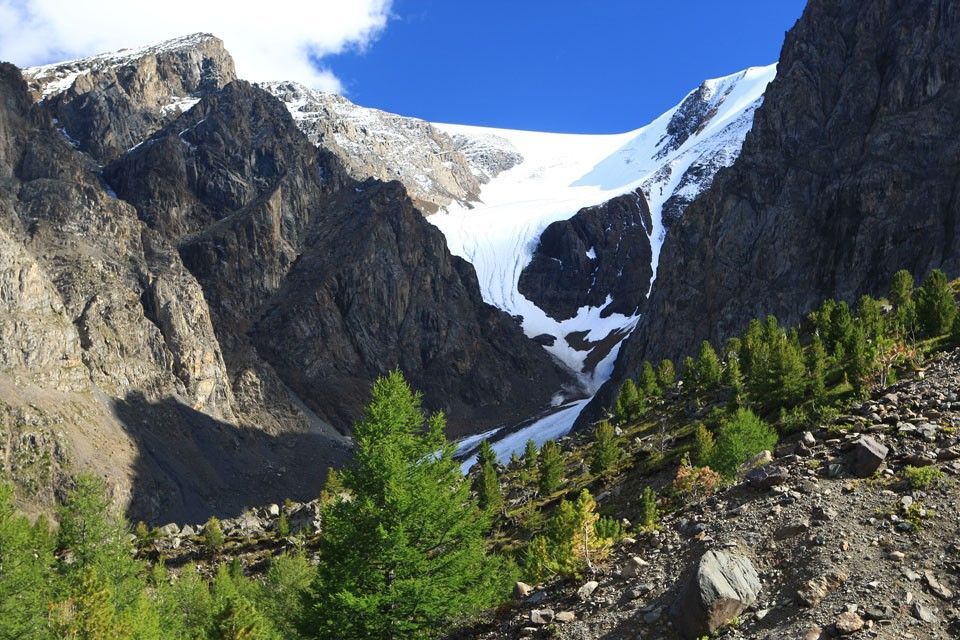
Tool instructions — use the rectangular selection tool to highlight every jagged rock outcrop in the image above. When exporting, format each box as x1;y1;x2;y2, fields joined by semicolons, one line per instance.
261;81;509;213
602;0;960;415
105;80;569;436
22;33;235;163
0;62;353;523
518;188;652;320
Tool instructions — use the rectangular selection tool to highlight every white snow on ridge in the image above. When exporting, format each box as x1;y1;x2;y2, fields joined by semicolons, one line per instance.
431;65;775;383
458;399;590;472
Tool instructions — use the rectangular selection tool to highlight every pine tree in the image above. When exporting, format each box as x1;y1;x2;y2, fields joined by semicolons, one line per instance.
890;269;914;307
477;460;503;512
846;324;875;397
523;439;539;471
656;359;675;389
695;340;722;392
691;423;716;467
709;408;778;477
739;318;765;376
953;313;960;344
538;490;611;579
589;420;620;478
203;516;225;555
639;361;660;397
614;378;643;423
538;440;564;494
857;295;885;341
916;269;957;336
808;334;828;402
477;439;497;470
639;486;658;530
304;371;511;639
0;484;56;640
828;302;855;359
724;355;746;408
769;338;807;410
319;467;345;506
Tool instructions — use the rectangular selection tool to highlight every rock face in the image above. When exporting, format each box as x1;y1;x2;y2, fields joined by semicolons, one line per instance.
669;549;761;639
2;38;568;521
104;80;568;436
0;61;351;523
518;189;653;321
23;33;236;163
261;81;512;213
610;0;960;395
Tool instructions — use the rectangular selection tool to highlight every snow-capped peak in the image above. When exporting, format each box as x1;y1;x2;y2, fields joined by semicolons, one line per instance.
24;33;224;99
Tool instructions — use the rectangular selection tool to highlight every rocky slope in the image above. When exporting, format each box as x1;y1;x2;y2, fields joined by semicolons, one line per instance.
455;349;960;639
260;81;516;213
608;0;960;404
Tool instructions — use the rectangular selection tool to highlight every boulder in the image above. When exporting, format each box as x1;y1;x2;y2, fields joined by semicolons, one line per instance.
530;609;554;625
746;464;789;490
622;556;648;578
513;581;534;599
669;549;761;639
577;580;599;601
848;436;888;477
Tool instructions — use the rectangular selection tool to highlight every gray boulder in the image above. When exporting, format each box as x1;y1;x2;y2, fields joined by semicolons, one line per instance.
848;436;888;477
669;549;762;639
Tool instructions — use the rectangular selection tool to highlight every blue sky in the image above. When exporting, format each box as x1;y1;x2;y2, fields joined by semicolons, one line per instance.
322;0;807;133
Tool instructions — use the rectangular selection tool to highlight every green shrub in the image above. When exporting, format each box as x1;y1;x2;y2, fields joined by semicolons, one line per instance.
203;516;224;554
709;408;778;477
904;465;944;490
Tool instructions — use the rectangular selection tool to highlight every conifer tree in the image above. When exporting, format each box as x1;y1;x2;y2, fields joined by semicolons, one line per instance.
639;486;658;530
709;408;778;477
808;333;828;402
890;269;914;307
304;371;511;639
477;439;497;470
614;378;643;423
656;359;676;389
857;295;885;341
319;467;345;506
739;318;765;376
477;460;503;513
724;355;746;408
846;324;875;396
538;440;564;494
828;301;855;360
0;484;55;639
695;340;722;392
639;361;660;397
692;423;716;467
770;338;807;409
523;439;539;471
589;420;620;478
203;516;224;555
916;269;957;336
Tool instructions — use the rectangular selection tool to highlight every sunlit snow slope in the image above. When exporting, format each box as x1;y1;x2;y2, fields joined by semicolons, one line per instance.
430;65;776;394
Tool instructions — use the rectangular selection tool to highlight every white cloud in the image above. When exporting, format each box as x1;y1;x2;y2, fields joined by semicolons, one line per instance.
0;0;393;93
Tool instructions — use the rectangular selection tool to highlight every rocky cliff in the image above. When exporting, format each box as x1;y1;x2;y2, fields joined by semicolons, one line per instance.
23;33;236;163
605;0;960;409
518;188;653;321
1;40;570;521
